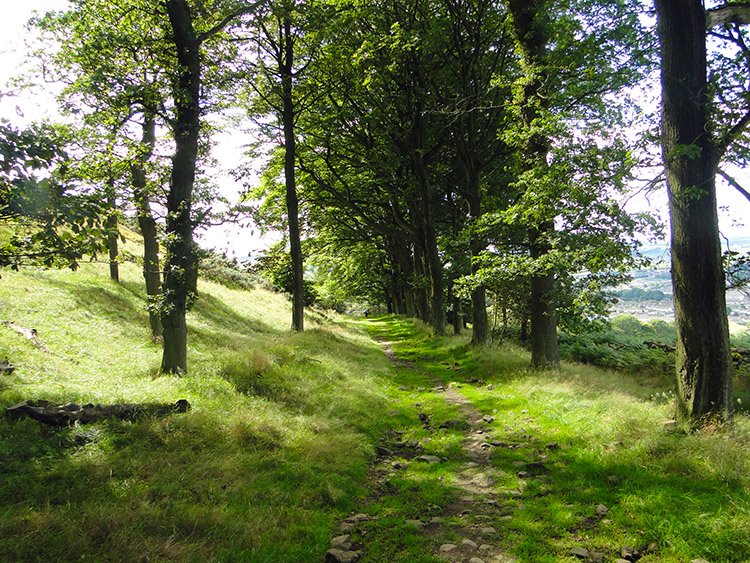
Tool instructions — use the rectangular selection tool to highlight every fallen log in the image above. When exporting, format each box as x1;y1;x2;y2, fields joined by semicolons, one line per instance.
6;399;190;427
1;321;78;363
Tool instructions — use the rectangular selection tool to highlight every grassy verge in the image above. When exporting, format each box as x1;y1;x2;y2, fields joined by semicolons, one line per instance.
0;260;402;562
352;316;750;563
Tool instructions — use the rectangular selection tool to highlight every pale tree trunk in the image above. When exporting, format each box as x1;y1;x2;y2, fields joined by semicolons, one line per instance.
161;0;201;374
655;0;733;425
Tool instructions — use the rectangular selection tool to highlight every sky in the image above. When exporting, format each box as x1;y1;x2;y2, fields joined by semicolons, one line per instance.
2;1;749;258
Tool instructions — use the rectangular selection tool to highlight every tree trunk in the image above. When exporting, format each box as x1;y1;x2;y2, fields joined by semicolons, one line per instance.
505;0;559;368
529;223;559;368
161;0;201;374
106;181;119;283
410;111;445;335
281;16;304;332
130;111;162;340
466;168;488;346
655;0;733;424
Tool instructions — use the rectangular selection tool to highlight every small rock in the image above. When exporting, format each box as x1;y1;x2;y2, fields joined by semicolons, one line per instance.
647;542;658;552
344;513;370;523
433;385;446;392
483;499;498;506
498;515;513;521
521;409;528;414
392;461;406;469
439;544;457;552
479;544;494;551
469;558;486;563
482;414;495;423
570;547;590;559
417;455;441;463
416;387;426;392
690;560;710;563
439;419;469;430
545;441;560;450
339;522;353;532
404;519;425;529
517;471;529;479
487;384;494;390
473;473;493;487
325;548;360;563
595;504;609;516
430;516;444;524
480;527;497;535
480;442;495;450
621;545;640;561
398;385;408;391
590;552;605;563
462;539;479;549
330;535;352;550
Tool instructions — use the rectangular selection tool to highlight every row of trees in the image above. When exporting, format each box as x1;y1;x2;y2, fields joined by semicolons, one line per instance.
3;0;750;427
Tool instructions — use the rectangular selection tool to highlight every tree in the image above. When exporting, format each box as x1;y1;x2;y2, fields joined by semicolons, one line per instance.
653;0;750;424
241;1;322;332
0;121;106;269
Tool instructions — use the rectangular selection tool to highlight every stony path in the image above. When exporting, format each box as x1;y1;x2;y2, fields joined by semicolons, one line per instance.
326;339;524;563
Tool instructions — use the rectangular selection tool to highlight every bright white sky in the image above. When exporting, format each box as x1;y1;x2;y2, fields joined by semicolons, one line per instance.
1;1;749;257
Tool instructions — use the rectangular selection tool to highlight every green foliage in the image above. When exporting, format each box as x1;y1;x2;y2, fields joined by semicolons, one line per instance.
617;287;668;301
196;247;258;290
559;315;676;375
250;244;318;306
0;121;107;269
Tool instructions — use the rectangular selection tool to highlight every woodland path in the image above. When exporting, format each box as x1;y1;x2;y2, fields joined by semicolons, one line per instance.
324;319;615;563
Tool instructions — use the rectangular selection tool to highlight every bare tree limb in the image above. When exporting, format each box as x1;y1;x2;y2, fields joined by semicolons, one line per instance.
718;168;750;204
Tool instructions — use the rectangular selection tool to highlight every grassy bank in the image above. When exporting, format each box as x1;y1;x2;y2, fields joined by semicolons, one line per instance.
0;258;399;562
3;255;750;562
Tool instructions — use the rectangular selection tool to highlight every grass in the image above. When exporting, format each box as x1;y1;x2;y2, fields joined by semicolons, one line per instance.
2;250;750;561
0;255;399;562
352;316;750;563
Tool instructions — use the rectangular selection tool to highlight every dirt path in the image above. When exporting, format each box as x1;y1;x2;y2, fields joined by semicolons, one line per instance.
326;337;522;563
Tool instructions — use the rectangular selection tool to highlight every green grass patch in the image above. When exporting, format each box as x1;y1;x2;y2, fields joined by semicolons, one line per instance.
0;261;404;562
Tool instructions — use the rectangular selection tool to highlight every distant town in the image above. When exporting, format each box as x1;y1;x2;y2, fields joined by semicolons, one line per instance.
611;237;750;331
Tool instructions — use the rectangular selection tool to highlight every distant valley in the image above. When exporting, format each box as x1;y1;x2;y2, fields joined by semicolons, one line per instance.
611;237;750;331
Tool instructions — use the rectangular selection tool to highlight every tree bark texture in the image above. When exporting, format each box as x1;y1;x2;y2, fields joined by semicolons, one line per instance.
161;0;201;374
130;111;163;339
281;16;304;332
655;0;733;424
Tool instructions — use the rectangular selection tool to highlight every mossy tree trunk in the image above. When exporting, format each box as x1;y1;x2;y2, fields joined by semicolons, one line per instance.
655;0;733;424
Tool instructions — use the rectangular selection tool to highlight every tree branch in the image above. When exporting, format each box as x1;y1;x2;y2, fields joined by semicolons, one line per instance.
718;168;750;204
707;3;750;28
197;0;268;44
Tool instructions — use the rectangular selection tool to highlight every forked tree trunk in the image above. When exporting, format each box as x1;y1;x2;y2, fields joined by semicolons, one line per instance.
655;0;733;424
